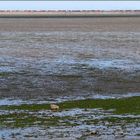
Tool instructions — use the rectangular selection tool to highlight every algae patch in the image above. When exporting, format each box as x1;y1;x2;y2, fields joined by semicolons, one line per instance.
1;96;140;114
0;96;140;133
0;72;10;77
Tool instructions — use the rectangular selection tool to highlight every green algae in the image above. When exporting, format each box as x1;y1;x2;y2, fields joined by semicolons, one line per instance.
59;96;140;114
1;96;140;115
0;72;10;77
0;111;139;129
0;96;140;128
0;112;73;128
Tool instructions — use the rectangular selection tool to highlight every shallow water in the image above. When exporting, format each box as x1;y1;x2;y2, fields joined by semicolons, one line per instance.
0;30;140;139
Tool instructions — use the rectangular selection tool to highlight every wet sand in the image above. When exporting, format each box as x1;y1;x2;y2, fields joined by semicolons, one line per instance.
0;17;140;139
0;17;140;32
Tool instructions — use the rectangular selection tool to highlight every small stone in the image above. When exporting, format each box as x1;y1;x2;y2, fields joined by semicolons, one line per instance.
90;131;98;135
105;121;109;125
116;126;122;131
83;130;99;137
115;127;124;137
118;131;124;136
89;130;98;135
50;104;59;111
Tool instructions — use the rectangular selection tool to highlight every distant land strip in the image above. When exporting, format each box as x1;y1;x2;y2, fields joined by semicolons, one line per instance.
0;10;140;18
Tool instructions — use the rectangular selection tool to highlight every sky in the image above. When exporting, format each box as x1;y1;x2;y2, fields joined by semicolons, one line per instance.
0;1;140;10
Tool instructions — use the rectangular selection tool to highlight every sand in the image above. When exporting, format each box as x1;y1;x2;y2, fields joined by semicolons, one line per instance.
0;17;140;32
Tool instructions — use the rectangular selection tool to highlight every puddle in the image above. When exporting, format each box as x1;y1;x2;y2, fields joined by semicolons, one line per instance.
87;59;140;71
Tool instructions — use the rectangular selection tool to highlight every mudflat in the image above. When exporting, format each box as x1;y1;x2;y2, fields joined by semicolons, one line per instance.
0;17;140;98
0;17;140;32
0;17;140;139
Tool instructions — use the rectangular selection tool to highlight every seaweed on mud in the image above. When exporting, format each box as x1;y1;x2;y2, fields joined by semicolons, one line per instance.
59;97;140;114
86;116;140;126
0;72;10;77
0;112;73;128
0;97;140;136
1;96;140;114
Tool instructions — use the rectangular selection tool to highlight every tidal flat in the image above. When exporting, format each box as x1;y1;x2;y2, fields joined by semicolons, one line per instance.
0;17;140;139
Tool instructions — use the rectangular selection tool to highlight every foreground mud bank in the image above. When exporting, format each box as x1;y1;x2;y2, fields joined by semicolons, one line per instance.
0;97;140;139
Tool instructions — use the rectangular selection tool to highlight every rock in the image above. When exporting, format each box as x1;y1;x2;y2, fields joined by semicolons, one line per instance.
50;104;59;111
90;130;98;135
115;127;124;137
116;127;122;131
118;130;124;136
105;121;109;125
86;130;98;136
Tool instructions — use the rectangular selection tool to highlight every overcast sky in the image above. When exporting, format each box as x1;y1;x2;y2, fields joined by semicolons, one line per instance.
0;1;140;10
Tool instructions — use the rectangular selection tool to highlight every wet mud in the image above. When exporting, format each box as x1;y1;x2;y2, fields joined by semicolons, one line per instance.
0;18;140;139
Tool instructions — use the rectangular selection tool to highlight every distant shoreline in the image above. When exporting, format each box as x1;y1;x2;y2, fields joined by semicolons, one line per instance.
0;15;140;18
0;16;139;32
0;11;140;18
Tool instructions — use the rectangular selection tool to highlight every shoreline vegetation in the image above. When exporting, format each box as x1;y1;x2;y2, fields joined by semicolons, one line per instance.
0;10;140;18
